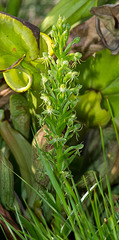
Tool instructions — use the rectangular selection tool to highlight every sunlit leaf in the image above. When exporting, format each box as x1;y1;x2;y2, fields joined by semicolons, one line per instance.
76;90;110;127
40;0;96;33
0;54;25;71
39;32;53;57
3;67;32;92
76;49;119;127
0;11;40;63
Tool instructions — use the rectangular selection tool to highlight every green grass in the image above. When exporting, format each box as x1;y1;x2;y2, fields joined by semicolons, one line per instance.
0;12;119;240
1;142;119;240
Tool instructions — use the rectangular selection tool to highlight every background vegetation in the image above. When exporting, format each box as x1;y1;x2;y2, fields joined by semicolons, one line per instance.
0;0;119;239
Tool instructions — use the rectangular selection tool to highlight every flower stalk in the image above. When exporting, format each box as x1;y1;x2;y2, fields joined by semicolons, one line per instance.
38;16;83;232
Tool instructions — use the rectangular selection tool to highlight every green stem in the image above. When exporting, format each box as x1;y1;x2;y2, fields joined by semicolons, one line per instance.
55;193;62;234
99;124;108;172
95;0;98;7
59;39;63;57
55;144;63;232
56;144;62;173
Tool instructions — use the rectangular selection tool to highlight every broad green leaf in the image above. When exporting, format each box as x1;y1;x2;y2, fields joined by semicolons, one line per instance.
0;12;54;100
0;53;24;71
67;0;97;28
78;49;119;93
0;120;33;198
99;0;117;4
76;49;119;127
0;11;40;62
40;0;97;33
0;12;53;95
0;12;39;93
3;67;32;92
76;90;110;127
102;76;119;95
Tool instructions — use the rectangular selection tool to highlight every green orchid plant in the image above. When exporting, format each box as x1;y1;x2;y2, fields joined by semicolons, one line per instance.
0;2;119;238
0;0;118;212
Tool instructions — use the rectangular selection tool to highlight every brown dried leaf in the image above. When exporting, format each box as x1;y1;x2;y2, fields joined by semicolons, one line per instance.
68;3;119;59
0;203;21;240
68;16;105;59
0;84;15;107
91;4;119;36
91;3;119;54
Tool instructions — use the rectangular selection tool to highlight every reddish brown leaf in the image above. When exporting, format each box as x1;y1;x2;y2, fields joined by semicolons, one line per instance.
68;4;119;59
0;84;15;107
0;203;21;240
91;4;119;54
68;16;105;60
